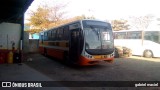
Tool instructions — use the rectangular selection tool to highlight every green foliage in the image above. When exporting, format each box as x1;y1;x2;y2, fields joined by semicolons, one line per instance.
29;6;50;30
111;19;130;31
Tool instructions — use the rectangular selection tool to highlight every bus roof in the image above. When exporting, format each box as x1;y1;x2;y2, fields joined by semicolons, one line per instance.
39;19;109;33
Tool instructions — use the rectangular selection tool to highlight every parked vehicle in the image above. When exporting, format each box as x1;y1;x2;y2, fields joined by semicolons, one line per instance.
39;19;114;65
114;46;132;58
114;29;160;58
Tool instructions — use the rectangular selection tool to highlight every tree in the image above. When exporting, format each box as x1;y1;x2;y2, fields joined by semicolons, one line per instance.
27;5;50;33
48;3;67;28
130;15;154;30
26;3;67;33
111;19;130;31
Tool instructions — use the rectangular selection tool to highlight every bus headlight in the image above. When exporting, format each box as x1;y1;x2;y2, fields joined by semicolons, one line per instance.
89;55;93;58
85;55;92;59
104;55;107;58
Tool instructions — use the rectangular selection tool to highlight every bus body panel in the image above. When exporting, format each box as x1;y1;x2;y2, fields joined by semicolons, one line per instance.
114;39;144;56
39;19;114;65
78;55;114;66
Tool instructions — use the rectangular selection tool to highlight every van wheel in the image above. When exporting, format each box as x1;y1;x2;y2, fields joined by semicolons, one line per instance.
143;50;153;58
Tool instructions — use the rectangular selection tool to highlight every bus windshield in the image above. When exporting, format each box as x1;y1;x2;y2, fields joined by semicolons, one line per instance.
83;20;114;55
144;31;160;44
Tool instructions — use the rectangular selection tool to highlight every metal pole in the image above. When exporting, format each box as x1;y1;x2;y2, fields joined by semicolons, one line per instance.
19;15;24;64
20;15;24;50
142;30;145;46
142;30;144;46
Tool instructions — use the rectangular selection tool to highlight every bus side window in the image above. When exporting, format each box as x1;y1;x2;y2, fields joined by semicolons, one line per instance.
56;29;60;40
59;28;64;40
51;30;54;40
117;32;126;39
50;31;52;40
44;32;47;41
137;31;141;39
39;33;44;43
128;32;136;39
114;33;118;39
128;31;141;39
53;29;57;40
41;35;43;43
63;26;69;40
126;32;131;39
48;31;51;40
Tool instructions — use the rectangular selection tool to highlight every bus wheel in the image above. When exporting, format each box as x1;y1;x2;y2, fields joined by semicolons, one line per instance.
64;52;70;65
143;50;153;58
64;52;69;60
44;48;47;56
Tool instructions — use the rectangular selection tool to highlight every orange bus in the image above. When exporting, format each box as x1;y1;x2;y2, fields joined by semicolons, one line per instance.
39;19;114;65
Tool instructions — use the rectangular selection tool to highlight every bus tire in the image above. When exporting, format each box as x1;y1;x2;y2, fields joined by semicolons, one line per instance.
143;50;153;58
64;52;70;65
44;48;47;56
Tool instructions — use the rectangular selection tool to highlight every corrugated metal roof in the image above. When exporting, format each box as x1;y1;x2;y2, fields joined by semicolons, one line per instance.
0;0;33;23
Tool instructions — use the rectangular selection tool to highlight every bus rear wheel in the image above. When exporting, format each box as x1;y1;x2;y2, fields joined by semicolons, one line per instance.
63;52;71;65
143;50;153;58
44;48;47;56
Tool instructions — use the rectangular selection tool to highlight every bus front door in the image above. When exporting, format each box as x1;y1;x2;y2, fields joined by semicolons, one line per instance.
69;30;80;64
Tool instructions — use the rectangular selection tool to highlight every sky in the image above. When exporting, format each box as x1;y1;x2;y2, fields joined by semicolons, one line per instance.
25;0;160;22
